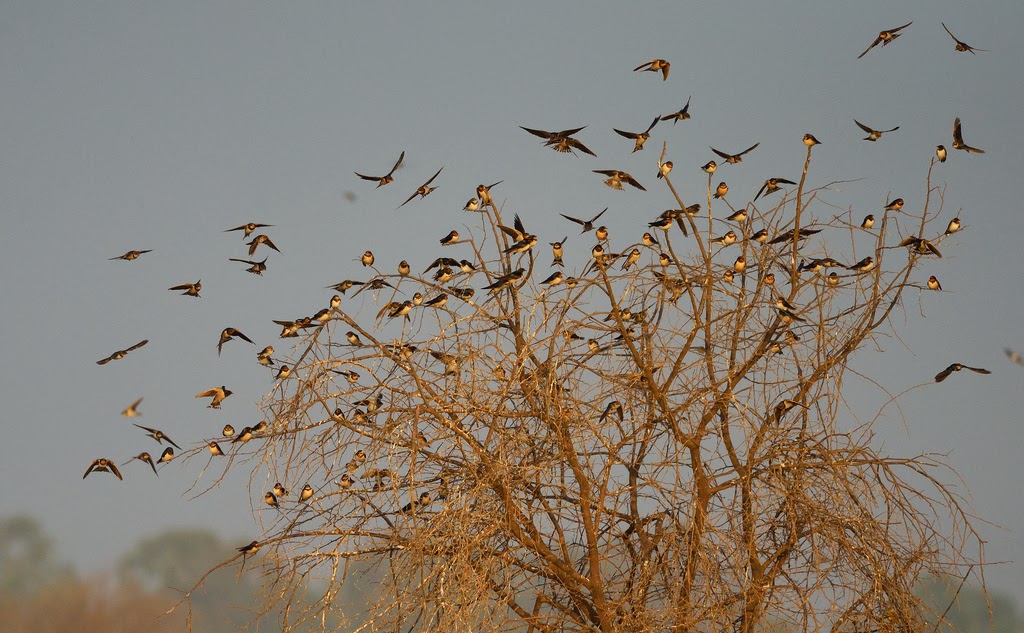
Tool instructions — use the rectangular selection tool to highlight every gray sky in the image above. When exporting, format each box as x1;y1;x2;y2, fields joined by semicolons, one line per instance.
2;0;1022;602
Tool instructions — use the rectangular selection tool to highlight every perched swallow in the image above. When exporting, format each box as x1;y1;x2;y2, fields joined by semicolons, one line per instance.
439;230;459;246
237;540;259;568
754;177;796;200
827;272;840;286
633;58;670;80
733;256;747;272
246;234;280;257
225;223;273;238
206;441;224;456
847;256;875;272
398;166;443;209
540;271;564;286
128;452;158;476
802;257;844;271
275;364;291;380
109;249;152;261
749;229;769;243
927;275;942;291
196;385;232;409
701;160;718;174
251;420;267;435
504;233;538;255
803;133;821;146
855;119;899;142
560;207;607;234
361;250;374;267
121;397;144;417
936;145;947;163
861;215;875;229
264;491;279;507
710;231;737;246
884;198;905;212
659;252;671;267
355;150;405;187
218;327;255;355
593;170;645;191
648;217;673;231
952;117;985;154
228;257;268;275
767;228;822;245
232;426;254;443
169;280;201;297
613;116;660;153
945;218;960;235
96;339;149;365
657;161;673;179
714;182;729;199
483;268;526;291
777;307;805;323
341;332;362;349
599;400;624;423
423;293;448;308
763;272;776;285
622;248;641;270
272;482;289;498
661;96;691;124
798;259;824;273
133;424;181;449
520;126;596;156
300;484;314;502
84;458;123;480
898;236;943;257
710;142;760;165
595;226;609;241
433;266;454;283
857;21;913;59
935;363;991;383
157;447;174;463
1005;349;1024;366
773;399;806;423
725;209;747;223
222;424;235;437
642;232;659;246
423;256;461;274
942;22;987;54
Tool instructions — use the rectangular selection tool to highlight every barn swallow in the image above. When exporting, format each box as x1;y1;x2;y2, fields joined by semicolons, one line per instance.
127;452;159;476
423;293;448;308
725;209;747;222
855;119;899;142
300;484;314;502
806;257;844;270
723;271;735;283
803;133;821;146
133;424;181;449
613;116;660;153
657;161;673;179
710;231;737;246
927;275;942;291
449;286;475;300
169;280;201;297
549;238;567;266
884;198;905;212
272;482;289;498
463;198;484;214
360;250;375;267
767;228;821;245
275;364;291;380
710;142;760;165
208;441;224;456
218;327;255;355
1005;349;1024;366
430;351;459;375
398;166;443;209
328;279;362;295
109;249;152;261
560;207;607;234
701;160;718;174
661;96;691;124
898;236;942;257
483;268;526;291
246;234;280;257
251;420;267;434
96;339;149;365
196;385;232;408
934;362;991;383
355;150;405;187
264;491;279;508
476;181;503;207
633;58;670;80
225;223;273;238
622;248;641;270
237;540;259;568
847;257;875;272
714;182;729;199
648;217;673;231
520;126;596;156
942;22;987;54
232;426;254;443
659;252;671;267
330;293;342;309
733;256;747;272
754;177;796;200
936;145;947;163
504;234;538;254
121;397;144;417
642;232;659;246
857;22;913;59
157;447;174;463
84;458;123;480
440;230;459;246
342;332;362;348
945;218;960;235
749;229;769;243
594;170;645;191
861;215;875;229
799;259;824;273
777;307;805;323
228;257;268;275
827;272;840;286
222;424;235;437
952;117;985;153
763;272;776;285
595;226;609;241
539;271;564;286
773;399;806;423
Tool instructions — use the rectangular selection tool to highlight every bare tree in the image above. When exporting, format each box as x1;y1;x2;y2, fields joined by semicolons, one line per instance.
181;146;983;632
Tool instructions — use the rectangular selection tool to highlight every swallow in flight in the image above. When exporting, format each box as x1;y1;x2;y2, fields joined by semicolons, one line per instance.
224;223;273;239
661;96;691;124
218;327;255;355
613;116;660;153
195;385;232;408
560;207;607;233
169;280;201;297
246;234;280;256
952;117;985;153
228;257;268;275
754;177;796;200
133;424;181;449
710;142;760;165
355;150;404;187
934;362;991;382
84;458;122;480
96;339;148;365
857;21;913;59
121;397;143;417
594;170;645;191
942;22;987;54
128;452;158;476
633;58;670;80
110;250;152;261
855;119;899;141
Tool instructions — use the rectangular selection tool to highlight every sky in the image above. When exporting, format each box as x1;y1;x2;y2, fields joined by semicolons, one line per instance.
1;0;1022;603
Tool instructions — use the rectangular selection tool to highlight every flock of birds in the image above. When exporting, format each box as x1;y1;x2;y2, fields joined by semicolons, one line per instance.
82;21;1021;561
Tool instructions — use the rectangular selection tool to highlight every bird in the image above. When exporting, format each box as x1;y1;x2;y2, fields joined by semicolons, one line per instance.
169;280;201;297
504;233;538;255
355;150;405;187
232;426;254;444
1005;349;1024;366
884;198;905;212
222;424;235;437
217;327;255;355
599;400;624;423
749;229;769;243
714;182;729;199
225;222;273;238
855;119;900;141
803;133;821;146
560;208;607;234
128;452;158;476
400;492;432;514
633;58;670;80
861;215;875;229
327;279;363;295
476;181;503;207
265;491;279;508
857;21;913;59
898;236;942;258
773;399;806;423
439;230;459;246
613;116;660;153
449;286;475;300
251;420;267;434
275;364;291;380
255;346;275;367
657;161;673;179
133;424;181;449
945;218;960;235
121;397;144;417
942;22;987;54
540;271;564;286
733;256;746;273
847;257;875;272
550;238;567;266
195;386;232;409
709;142;760;165
157;447;174;463
361;250;374;267
109;249;152;261
246;234;280;256
228;257;268;276
701;160;717;174
273;482;289;498
767;228;821;245
934;363;991;383
519;126;596;156
463;198;480;212
952;117;985;154
96;339;148;365
936;145;947;163
84;458;123;480
927;276;942;291
593;170;645;191
710;231;737;246
209;441;224;456
299;484;314;502
827;272;840;287
398;166;443;209
642;232;659;246
725;209;746;222
661;96;691;124
754;177;796;200
483;268;525;292
621;248;641;270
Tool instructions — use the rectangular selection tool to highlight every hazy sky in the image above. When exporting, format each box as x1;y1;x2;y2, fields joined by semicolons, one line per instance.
2;0;1022;602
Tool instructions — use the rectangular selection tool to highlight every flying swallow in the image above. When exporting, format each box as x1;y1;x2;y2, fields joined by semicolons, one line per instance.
560;207;607;233
128;452;158;476
246;234;280;257
232;426;254;443
942;22;987;54
476;181;503;207
498;213;529;242
701;160;717;174
109;249;152;261
934;362;991;383
217;327;255;355
633;58;670;80
222;424;235;437
803;133;821;146
196;385;232;409
642;232;659;246
936;145;947;163
550;237;567;266
661;96;691;124
361;250;374;267
613;116;660;153
398;166;443;209
157;447;174;463
857;21;913;59
355;150;405;187
657;161;673;179
1005;349;1024;366
710;231;737;246
483;268;525;291
714;182;729;199
327;279;363;295
861;215;875;229
520;126;596;156
927;275;942;291
952;117;985;153
439;230;459;246
855;119;899;141
208;441;224;456
898;236;942;257
225;223;273;239
121;397;144;417
945;218;960;235
133;424;181;449
599;400;624;423
96;339;148;365
754;177;796;200
725;209;746;222
710;142;760;165
767;228;821;245
169;280;201;297
424;256;461;274
593;170;645;191
84;458;123;480
228;256;268;276
847;256;875;272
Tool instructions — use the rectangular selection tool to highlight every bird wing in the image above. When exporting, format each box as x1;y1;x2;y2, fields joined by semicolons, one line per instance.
934;365;955;382
591;207;608;223
857;36;883;59
854;119;874;134
623;174;646;191
560;214;585;226
633;60;654;71
566;138;597;156
613;128;638;140
890;21;913;33
754;181;769;200
387;150;405;176
965;365;992;375
709;147;731;160
520;126;554;140
737;142;760;157
108;461;123;480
